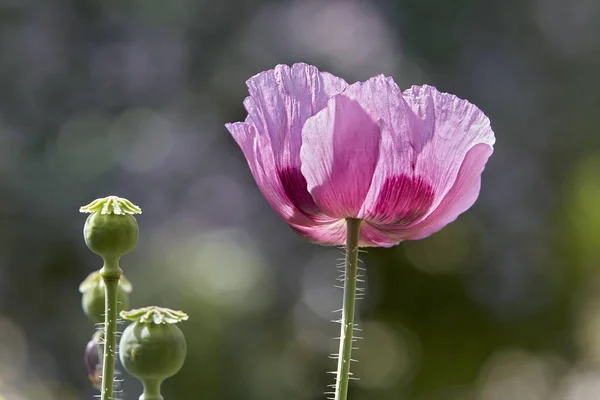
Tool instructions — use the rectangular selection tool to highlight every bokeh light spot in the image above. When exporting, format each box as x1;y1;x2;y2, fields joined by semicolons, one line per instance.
50;112;114;179
477;349;562;400
354;322;420;389
173;231;271;312
110;108;175;173
404;217;476;274
0;316;28;385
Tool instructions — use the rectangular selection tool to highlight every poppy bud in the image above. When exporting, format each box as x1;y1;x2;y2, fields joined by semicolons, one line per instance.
84;331;103;389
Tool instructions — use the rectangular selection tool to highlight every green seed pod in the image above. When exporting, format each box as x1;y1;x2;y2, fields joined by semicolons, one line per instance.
79;271;133;323
119;306;188;397
80;196;142;262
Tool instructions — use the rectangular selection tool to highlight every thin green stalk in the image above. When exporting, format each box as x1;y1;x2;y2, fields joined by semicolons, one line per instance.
100;259;122;400
334;218;362;400
140;379;164;400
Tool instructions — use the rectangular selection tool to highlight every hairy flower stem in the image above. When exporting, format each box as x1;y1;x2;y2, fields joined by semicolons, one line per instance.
100;258;122;400
334;218;362;400
140;379;164;400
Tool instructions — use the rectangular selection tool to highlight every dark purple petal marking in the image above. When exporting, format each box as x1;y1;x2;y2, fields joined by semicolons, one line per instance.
278;167;320;215
369;175;434;225
84;333;103;389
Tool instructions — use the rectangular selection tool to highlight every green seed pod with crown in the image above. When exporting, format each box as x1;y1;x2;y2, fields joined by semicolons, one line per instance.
119;306;188;400
79;270;133;323
80;196;142;263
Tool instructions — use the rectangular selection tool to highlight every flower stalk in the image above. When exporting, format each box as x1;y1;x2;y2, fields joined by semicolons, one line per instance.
139;379;163;400
100;260;122;400
334;218;362;400
79;269;132;324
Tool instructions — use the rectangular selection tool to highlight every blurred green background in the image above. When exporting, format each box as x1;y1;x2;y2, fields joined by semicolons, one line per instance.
1;0;599;399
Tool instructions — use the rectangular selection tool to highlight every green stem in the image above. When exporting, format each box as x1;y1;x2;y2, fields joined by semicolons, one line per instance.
140;379;164;400
100;258;122;400
334;218;362;400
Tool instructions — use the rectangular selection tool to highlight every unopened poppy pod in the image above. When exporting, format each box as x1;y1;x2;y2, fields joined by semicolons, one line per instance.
226;63;495;246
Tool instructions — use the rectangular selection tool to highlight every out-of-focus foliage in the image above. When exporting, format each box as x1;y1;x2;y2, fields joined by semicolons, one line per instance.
0;0;599;399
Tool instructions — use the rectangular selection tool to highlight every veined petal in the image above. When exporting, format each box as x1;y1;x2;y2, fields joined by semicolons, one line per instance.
406;143;493;239
225;121;315;226
242;63;348;215
363;174;435;225
360;222;406;247
353;75;427;223
291;218;392;247
360;84;494;232
290;218;347;246
401;85;495;214
245;64;348;160
300;95;381;218
361;143;493;246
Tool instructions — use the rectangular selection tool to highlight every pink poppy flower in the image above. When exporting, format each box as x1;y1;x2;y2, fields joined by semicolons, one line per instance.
226;63;495;247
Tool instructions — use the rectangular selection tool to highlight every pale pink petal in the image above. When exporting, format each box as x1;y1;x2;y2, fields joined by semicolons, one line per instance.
401;85;495;214
290;218;347;246
243;63;348;216
291;218;383;247
349;76;428;223
300;94;381;218
360;84;494;231
406;143;494;239
359;143;494;246
225;121;317;227
360;223;404;247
